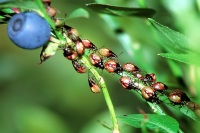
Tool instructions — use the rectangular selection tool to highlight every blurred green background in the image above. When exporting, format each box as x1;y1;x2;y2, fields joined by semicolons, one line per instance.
1;0;200;133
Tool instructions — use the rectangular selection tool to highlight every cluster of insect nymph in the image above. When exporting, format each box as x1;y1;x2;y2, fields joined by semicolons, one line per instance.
40;0;200;118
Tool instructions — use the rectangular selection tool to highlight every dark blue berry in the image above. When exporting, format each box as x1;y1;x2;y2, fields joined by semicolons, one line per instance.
7;12;51;49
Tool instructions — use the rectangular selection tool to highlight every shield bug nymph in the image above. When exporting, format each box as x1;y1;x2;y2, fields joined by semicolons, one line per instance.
143;73;156;85
82;39;98;52
75;40;85;55
63;46;78;60
89;53;104;69
104;60;123;75
120;76;138;90
141;86;161;103
152;82;168;93
168;89;190;106
88;76;101;93
99;48;118;59
123;63;140;73
63;25;80;42
187;101;199;111
72;59;86;73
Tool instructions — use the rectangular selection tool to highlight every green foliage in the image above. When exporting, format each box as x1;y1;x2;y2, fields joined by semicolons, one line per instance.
118;114;179;133
148;18;195;53
1;0;200;133
0;5;15;23
0;1;40;24
159;53;200;67
0;8;14;13
0;1;39;11
146;93;199;123
86;3;156;17
149;18;200;67
65;8;89;20
169;105;200;123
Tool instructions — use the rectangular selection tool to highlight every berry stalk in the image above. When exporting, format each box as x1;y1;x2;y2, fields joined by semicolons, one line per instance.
81;56;120;133
35;0;66;43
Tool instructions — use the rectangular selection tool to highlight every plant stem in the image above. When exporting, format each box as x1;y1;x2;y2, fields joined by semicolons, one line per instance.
100;78;120;133
81;56;120;133
35;0;65;42
35;1;119;131
94;2;184;133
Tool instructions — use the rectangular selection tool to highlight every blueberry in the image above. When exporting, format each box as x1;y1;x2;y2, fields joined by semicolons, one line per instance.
7;12;51;49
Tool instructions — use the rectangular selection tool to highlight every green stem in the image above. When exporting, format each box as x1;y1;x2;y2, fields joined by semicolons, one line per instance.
95;2;184;133
34;2;118;131
81;56;120;133
35;3;119;131
35;0;65;42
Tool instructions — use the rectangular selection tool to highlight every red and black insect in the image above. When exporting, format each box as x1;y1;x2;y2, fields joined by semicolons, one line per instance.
195;109;200;118
168;89;190;106
133;71;144;80
88;76;101;93
63;46;78;60
42;0;51;6
187;101;200;118
120;76;138;90
141;86;161;103
187;101;199;111
152;82;168;93
99;48;118;59
46;6;57;18
72;59;86;73
82;39;98;51
143;73;156;84
123;63;140;73
75;40;85;55
63;25;80;42
104;60;123;75
89;53;104;69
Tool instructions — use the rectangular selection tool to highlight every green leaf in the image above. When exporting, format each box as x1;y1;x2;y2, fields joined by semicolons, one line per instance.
0;8;14;13
0;1;39;11
86;3;156;18
159;53;200;67
165;104;200;123
149;18;196;53
118;114;179;133
0;0;40;24
0;15;11;24
0;15;5;19
0;19;5;24
66;8;89;20
0;1;50;24
179;106;200;122
0;18;6;24
147;91;199;122
0;8;16;24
